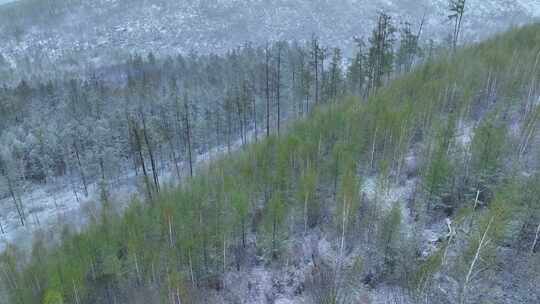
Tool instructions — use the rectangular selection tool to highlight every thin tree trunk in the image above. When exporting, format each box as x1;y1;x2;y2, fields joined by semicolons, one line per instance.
223;233;227;273
304;194;309;235
132;122;153;201
151;262;156;284
241;217;246;248
169;140;181;182
519;105;539;157
134;252;141;283
314;41;319;105
473;189;480;209
276;45;282;135
99;157;105;181
272;213;277;258
72;279;81;304
266;44;271;138
72;141;88;197
4;171;25;226
252;91;257;142
70;171;81;204
442;218;455;265
174;95;185;177
227;104;232;153
305;94;309;114
189;249;195;288
531;222;540;254
176;287;182;304
241;86;248;146
462;216;494;304
370;126;378;170
334;155;339;200
141;114;160;193
168;215;174;248
455;12;464;49
321;48;326;101
132;148;139;177
453;17;459;51
340;197;348;259
215;107;221;149
184;96;194;178
167;270;173;304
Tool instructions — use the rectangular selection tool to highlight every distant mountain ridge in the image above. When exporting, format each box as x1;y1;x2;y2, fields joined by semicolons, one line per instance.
0;0;538;74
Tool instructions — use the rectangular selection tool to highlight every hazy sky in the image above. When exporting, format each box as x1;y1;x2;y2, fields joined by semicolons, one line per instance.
0;0;17;4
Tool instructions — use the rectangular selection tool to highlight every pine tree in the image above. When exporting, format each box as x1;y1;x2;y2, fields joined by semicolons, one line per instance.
448;0;466;50
311;35;321;105
183;92;194;178
231;187;249;248
396;21;422;73
367;12;396;92
347;38;366;96
470;117;506;202
265;43;271;137
379;204;402;277
267;190;286;259
328;48;343;101
275;43;283;135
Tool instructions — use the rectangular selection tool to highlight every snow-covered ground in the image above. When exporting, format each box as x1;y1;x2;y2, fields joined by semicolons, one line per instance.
519;0;540;17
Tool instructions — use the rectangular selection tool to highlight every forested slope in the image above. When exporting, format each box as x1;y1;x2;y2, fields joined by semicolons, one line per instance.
2;23;540;304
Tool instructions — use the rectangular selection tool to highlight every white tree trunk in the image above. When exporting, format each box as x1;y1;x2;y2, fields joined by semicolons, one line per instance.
189;250;195;288
223;234;227;273
473;189;480;210
134;253;141;282
442;218;456;265
531;222;540;254
370;126;378;169
168;215;174;248
304;195;309;235
462;216;494;304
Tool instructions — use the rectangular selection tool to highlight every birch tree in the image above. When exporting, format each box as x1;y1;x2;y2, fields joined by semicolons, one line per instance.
298;161;318;234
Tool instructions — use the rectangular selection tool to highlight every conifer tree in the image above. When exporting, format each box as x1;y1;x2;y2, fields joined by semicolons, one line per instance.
328;48;343;100
367;12;396;92
379;204;402;277
311;35;321;105
396;21;422;73
267;190;285;259
470;117;506;202
449;0;466;50
183;92;194;178
347;38;366;96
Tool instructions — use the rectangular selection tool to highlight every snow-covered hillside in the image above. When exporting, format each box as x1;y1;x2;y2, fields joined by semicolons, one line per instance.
0;0;538;74
0;130;250;253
